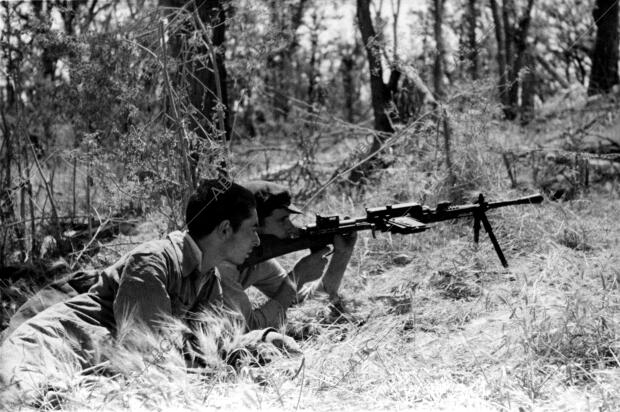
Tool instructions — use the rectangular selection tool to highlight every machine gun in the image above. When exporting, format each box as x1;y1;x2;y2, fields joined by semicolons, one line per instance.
242;193;543;269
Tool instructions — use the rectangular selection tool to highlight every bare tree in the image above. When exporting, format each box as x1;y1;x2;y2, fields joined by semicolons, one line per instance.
340;41;362;123
349;0;455;184
490;0;508;106
356;0;395;137
432;0;446;98
348;0;396;182
520;49;536;122
163;0;231;141
1;2;20;264
466;0;479;79
506;0;535;120
490;0;536;120
588;0;619;95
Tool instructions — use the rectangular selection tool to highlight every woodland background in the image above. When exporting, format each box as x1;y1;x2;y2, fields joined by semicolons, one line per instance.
0;0;618;268
1;0;620;410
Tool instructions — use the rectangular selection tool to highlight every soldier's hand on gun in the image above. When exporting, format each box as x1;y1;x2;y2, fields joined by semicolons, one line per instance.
293;247;330;285
333;230;357;255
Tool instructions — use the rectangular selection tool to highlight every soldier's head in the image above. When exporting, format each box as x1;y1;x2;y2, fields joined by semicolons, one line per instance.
186;178;260;265
243;180;302;239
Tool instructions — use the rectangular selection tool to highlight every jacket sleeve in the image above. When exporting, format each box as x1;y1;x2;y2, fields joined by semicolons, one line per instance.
220;263;291;330
244;260;287;295
246;259;298;306
113;252;172;333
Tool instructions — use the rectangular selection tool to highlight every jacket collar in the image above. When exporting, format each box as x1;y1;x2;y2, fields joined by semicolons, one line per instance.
168;230;203;277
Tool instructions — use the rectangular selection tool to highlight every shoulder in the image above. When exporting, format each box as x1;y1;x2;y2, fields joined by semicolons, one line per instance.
117;235;182;279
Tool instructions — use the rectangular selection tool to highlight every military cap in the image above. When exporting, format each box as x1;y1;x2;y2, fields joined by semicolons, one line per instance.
243;180;303;219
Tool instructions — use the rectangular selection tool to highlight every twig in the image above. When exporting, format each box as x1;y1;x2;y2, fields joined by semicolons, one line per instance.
27;179;36;257
238;146;296;155
294;356;306;411
584;134;620;148
71;209;109;270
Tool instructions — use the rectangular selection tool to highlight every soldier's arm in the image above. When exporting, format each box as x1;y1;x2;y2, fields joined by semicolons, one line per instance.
221;261;296;330
113;252;172;333
299;233;356;300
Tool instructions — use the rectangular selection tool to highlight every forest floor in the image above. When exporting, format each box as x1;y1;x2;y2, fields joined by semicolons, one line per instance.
2;88;620;411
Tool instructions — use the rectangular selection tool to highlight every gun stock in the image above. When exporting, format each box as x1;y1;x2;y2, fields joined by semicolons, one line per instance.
242;233;334;268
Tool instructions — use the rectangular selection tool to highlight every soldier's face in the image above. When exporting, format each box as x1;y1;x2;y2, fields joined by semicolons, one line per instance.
260;208;300;239
224;209;260;265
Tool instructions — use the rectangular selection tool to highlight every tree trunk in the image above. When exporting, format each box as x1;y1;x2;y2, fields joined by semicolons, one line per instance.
341;51;356;123
58;0;80;36
497;0;535;120
467;0;479;80
32;0;57;80
348;0;396;183
307;10;320;105
490;0;508;107
502;0;514;87
1;1;24;263
506;0;535;120
0;112;18;266
391;0;401;61
588;0;619;95
432;0;446;99
163;0;231;141
502;0;516;118
520;48;536;123
356;0;394;136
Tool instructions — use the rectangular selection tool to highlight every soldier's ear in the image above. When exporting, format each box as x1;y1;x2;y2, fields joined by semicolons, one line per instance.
216;220;233;239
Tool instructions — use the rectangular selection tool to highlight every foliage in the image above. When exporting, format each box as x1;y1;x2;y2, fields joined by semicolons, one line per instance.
0;2;229;264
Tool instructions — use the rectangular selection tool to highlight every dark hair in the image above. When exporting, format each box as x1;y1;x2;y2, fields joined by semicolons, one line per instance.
186;179;256;240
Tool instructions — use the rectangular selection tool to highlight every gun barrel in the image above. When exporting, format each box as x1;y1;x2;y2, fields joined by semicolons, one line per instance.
486;194;544;209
